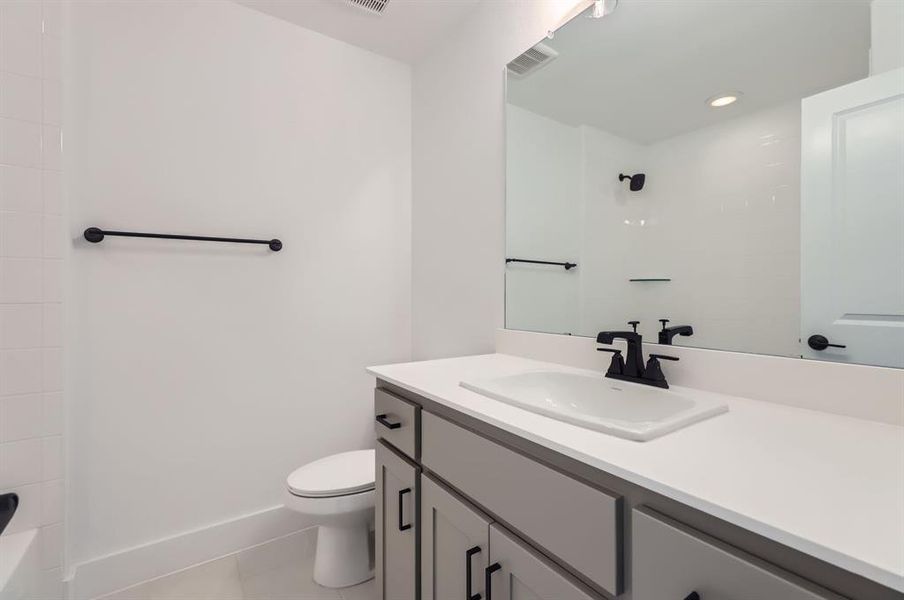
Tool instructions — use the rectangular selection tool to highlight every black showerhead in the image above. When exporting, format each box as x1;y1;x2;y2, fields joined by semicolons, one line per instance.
619;173;645;191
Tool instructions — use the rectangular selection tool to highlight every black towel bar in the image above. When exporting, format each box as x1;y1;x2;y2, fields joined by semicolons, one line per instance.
83;227;282;251
506;258;577;270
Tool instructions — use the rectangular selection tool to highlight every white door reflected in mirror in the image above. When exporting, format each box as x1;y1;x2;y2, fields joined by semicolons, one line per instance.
801;68;904;369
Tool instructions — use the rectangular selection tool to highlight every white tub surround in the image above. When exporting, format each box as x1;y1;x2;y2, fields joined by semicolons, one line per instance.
367;353;904;593
0;1;67;595
0;529;38;600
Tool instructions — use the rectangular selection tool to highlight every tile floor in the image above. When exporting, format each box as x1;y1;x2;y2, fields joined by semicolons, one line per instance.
98;531;377;600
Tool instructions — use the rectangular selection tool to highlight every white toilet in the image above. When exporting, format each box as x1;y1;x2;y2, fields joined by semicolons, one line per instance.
284;449;376;588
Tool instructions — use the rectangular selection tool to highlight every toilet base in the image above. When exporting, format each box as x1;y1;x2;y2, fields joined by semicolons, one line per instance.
313;524;374;588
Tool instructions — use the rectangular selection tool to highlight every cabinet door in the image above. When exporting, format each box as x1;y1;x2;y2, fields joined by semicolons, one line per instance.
421;475;492;600
422;413;621;595
486;525;602;600
376;441;419;600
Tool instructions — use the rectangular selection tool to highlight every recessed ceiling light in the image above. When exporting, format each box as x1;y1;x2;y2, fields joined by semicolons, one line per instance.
707;92;742;108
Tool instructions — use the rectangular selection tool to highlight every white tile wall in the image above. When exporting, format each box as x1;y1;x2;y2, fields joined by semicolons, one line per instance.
0;393;43;441
0;303;42;348
0;72;43;123
507;102;802;358
0;1;67;593
0;165;42;212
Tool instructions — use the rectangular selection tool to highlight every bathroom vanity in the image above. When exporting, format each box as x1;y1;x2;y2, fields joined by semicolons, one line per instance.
370;354;904;600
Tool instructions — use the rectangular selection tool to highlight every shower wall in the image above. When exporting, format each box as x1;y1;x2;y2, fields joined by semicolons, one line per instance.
0;1;67;597
507;101;801;357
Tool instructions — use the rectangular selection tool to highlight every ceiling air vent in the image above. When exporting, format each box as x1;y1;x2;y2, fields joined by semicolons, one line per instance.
344;0;389;15
507;43;559;78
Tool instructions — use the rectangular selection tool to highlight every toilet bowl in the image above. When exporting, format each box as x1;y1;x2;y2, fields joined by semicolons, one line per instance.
284;449;375;588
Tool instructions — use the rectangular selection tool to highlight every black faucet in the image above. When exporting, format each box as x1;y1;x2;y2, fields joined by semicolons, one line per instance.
597;330;678;389
658;319;693;345
597;331;645;377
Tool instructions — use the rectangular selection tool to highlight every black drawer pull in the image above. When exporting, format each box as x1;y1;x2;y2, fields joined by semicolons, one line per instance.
684;593;700;600
485;563;501;600
466;546;482;600
376;414;402;430
398;488;412;531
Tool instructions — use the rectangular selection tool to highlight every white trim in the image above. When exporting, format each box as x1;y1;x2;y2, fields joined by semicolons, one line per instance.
496;328;904;426
67;505;314;600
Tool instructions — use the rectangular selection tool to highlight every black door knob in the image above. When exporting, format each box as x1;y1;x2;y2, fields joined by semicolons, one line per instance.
808;334;847;351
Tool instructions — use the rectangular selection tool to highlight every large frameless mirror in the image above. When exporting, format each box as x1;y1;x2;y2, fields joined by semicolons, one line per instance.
504;0;904;368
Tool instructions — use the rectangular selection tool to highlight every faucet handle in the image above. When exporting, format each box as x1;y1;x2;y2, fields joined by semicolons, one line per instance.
628;320;640;333
597;348;625;376
643;354;678;387
659;319;670;331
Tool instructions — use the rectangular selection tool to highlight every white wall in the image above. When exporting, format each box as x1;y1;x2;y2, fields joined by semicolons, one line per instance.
507;103;801;357
504;105;581;335
639;102;801;356
576;124;646;336
411;0;591;360
871;0;904;74
66;0;411;576
0;1;66;596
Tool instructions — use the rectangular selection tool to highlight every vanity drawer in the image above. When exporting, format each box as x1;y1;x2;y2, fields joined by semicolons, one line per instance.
632;508;846;599
421;412;621;596
374;388;420;460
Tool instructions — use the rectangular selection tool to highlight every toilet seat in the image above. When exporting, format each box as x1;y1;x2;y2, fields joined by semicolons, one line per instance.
287;449;375;498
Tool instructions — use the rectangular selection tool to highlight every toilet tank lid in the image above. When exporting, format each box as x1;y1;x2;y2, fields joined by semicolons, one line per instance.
287;449;375;497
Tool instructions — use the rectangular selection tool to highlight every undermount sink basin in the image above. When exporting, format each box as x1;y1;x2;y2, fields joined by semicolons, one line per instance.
460;370;728;441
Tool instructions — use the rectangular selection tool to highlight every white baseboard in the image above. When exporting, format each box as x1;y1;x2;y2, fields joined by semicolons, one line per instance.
67;505;314;600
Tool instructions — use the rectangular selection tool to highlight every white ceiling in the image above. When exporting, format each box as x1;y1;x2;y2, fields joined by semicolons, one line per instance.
236;0;483;64
507;0;872;144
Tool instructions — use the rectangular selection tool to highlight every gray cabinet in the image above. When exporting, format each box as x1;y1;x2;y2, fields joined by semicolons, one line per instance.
375;389;420;460
375;385;882;600
486;525;602;600
422;412;621;596
421;475;492;600
376;441;419;600
632;508;846;600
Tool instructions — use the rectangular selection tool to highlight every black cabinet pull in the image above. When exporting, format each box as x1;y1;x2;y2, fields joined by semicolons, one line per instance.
485;563;501;600
684;593;700;600
398;488;412;531
466;546;482;600
376;414;402;430
807;334;847;351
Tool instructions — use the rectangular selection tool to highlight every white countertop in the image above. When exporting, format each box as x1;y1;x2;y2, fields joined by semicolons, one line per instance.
367;353;904;593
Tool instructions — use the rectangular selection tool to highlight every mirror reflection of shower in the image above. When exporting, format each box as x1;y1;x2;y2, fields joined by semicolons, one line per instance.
618;173;645;192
